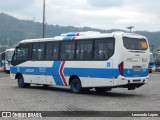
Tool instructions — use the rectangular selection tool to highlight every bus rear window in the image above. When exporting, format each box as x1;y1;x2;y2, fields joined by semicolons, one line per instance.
123;37;148;50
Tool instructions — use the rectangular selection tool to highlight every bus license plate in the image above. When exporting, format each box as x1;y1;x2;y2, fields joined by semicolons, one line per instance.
133;66;142;72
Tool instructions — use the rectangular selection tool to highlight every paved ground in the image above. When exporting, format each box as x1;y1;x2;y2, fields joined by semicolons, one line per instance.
0;71;160;119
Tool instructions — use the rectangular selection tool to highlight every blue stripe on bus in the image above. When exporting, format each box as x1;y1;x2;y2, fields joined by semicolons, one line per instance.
10;67;48;75
10;66;148;80
10;67;116;78
63;68;114;78
10;62;65;86
64;68;148;78
124;69;148;77
51;61;64;86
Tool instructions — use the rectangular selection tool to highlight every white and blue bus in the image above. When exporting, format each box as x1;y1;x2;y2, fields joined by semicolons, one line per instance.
10;31;150;93
5;48;15;72
0;52;5;70
149;53;156;73
0;48;14;72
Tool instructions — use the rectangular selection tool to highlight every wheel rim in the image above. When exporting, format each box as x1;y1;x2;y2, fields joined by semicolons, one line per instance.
72;81;80;92
18;77;24;87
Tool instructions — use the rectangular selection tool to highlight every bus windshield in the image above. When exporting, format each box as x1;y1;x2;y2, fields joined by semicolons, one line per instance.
6;51;14;61
123;37;148;50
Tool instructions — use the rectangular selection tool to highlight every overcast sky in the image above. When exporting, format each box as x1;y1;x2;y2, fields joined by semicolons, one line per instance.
0;0;160;31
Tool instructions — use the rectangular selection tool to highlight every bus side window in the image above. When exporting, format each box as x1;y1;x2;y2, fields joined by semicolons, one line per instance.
13;47;29;60
32;43;45;60
76;43;84;60
84;43;92;60
45;42;52;60
45;42;59;60
52;43;59;60
60;41;75;60
60;42;68;60
94;38;114;60
76;40;93;60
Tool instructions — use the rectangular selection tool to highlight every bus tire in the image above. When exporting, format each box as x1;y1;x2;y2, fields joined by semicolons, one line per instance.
17;75;26;88
70;78;82;94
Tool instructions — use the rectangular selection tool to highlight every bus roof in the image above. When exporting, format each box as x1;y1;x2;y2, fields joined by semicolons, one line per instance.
19;31;146;44
20;38;56;43
5;48;15;52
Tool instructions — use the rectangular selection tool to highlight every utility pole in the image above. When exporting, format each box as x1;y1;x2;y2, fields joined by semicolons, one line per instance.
126;26;134;32
151;44;154;53
43;0;45;38
7;38;10;48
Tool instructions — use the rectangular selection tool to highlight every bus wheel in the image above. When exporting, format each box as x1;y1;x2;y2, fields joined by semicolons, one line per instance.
17;75;26;88
95;87;111;93
70;78;82;94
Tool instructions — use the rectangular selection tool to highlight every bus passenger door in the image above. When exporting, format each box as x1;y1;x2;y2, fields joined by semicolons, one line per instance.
32;43;47;84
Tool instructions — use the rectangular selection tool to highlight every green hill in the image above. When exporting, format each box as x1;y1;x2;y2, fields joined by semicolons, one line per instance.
0;13;160;52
